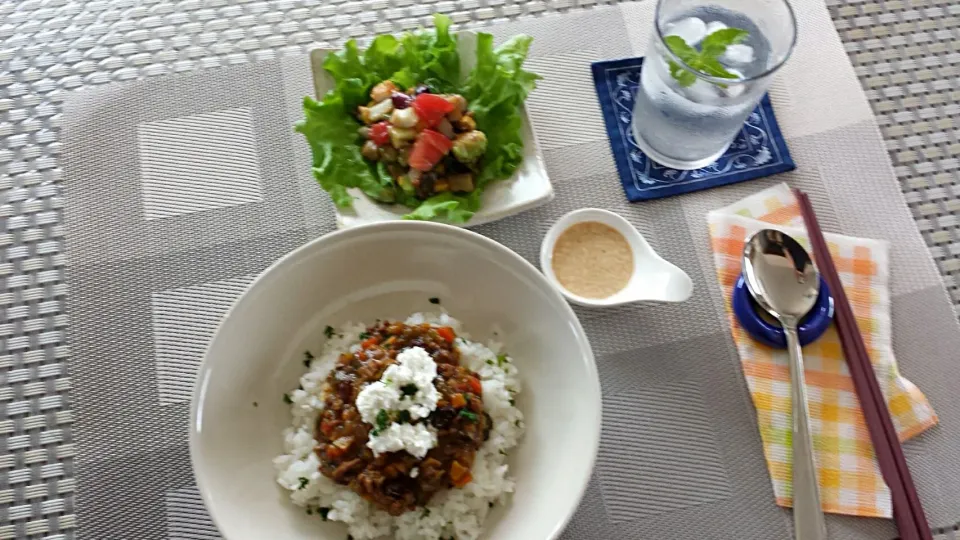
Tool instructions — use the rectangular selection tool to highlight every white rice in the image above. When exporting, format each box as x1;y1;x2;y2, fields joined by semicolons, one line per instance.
273;313;524;540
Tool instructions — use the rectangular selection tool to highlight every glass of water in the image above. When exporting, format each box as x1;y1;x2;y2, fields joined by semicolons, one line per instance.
632;0;797;170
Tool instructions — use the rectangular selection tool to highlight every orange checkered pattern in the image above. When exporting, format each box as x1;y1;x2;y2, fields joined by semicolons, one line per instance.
707;183;937;519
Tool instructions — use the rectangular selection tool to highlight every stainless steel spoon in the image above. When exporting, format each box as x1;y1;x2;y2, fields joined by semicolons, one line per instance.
743;229;827;540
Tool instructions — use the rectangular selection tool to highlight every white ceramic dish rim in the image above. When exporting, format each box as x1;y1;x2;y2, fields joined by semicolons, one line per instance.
540;208;694;307
307;31;555;229
189;220;601;540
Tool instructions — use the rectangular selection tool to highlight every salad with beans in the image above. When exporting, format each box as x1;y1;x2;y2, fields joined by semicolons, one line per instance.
357;82;488;199
296;14;538;223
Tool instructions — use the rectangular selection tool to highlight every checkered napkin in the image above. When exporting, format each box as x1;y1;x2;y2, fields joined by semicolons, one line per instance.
706;183;938;518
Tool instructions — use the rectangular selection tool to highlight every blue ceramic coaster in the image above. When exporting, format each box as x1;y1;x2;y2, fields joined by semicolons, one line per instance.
732;273;834;349
591;57;796;201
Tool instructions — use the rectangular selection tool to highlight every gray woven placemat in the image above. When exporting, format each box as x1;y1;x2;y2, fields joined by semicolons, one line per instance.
0;0;957;539
825;0;960;316
56;2;960;540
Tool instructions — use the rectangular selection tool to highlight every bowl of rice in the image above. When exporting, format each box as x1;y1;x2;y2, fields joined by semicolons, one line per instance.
190;221;600;540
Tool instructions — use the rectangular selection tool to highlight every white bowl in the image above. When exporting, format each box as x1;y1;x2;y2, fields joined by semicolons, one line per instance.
308;31;554;229
190;221;600;540
540;208;694;307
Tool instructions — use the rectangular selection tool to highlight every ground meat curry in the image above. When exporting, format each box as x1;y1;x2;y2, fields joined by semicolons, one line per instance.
315;322;491;516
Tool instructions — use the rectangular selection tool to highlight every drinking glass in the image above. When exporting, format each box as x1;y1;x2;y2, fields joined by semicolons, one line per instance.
632;0;797;170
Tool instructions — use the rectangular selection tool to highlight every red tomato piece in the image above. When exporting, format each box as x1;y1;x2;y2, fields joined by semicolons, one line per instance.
467;376;482;395
369;121;390;146
408;130;453;171
412;93;455;127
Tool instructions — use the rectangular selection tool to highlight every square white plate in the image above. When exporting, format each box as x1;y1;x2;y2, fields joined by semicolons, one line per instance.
308;31;553;229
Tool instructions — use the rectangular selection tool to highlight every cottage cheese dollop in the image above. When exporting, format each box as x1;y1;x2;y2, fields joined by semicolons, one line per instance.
355;346;440;458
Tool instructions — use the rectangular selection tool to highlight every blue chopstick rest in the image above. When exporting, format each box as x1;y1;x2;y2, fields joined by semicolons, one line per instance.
732;273;834;349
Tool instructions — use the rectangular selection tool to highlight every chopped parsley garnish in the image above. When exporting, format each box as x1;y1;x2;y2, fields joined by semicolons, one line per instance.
252;401;258;407
303;350;314;367
359;331;370;340
297;477;309;490
375;409;390;432
324;325;334;338
400;383;419;397
459;410;478;422
514;419;521;427
306;508;313;515
398;410;412;423
421;508;431;518
499;449;508;456
508;398;515;406
485;359;494;365
282;393;292;404
488;502;494;508
429;297;440;304
496;354;508;367
319;507;330;521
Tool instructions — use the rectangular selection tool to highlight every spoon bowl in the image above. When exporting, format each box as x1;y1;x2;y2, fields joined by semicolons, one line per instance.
540;209;693;307
742;229;820;323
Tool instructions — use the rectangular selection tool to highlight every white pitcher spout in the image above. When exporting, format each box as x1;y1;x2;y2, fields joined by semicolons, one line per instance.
632;257;694;303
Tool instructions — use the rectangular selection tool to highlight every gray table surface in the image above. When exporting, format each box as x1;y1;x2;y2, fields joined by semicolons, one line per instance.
0;0;957;538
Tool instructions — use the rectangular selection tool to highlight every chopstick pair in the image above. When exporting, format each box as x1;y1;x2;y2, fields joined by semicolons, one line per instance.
794;188;931;540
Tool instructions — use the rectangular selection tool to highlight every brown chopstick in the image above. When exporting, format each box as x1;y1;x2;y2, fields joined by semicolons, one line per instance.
794;188;931;540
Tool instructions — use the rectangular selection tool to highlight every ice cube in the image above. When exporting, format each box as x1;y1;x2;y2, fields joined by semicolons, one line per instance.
721;69;746;97
665;17;707;46
705;21;728;36
721;44;755;65
683;78;721;104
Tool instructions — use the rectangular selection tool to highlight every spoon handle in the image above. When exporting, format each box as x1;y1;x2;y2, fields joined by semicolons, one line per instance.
786;324;828;540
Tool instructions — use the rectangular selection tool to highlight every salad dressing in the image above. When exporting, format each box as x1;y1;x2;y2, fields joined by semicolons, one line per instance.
551;222;634;299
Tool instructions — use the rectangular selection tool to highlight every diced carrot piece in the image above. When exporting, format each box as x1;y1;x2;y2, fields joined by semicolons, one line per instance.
325;444;347;460
454;471;473;488
450;461;473;488
449;460;471;486
467;376;482;395
361;336;381;349
436;326;456;343
319;420;337;437
451;393;466;408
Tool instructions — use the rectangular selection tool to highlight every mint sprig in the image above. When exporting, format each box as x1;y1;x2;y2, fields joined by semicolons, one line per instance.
664;28;748;88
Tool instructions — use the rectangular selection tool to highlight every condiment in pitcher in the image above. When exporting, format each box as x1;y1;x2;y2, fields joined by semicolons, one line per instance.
551;222;634;299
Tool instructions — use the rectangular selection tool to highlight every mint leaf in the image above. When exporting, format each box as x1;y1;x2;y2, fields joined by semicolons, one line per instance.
662;27;748;88
668;60;697;87
700;28;749;58
698;56;740;79
664;35;701;88
664;35;699;63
